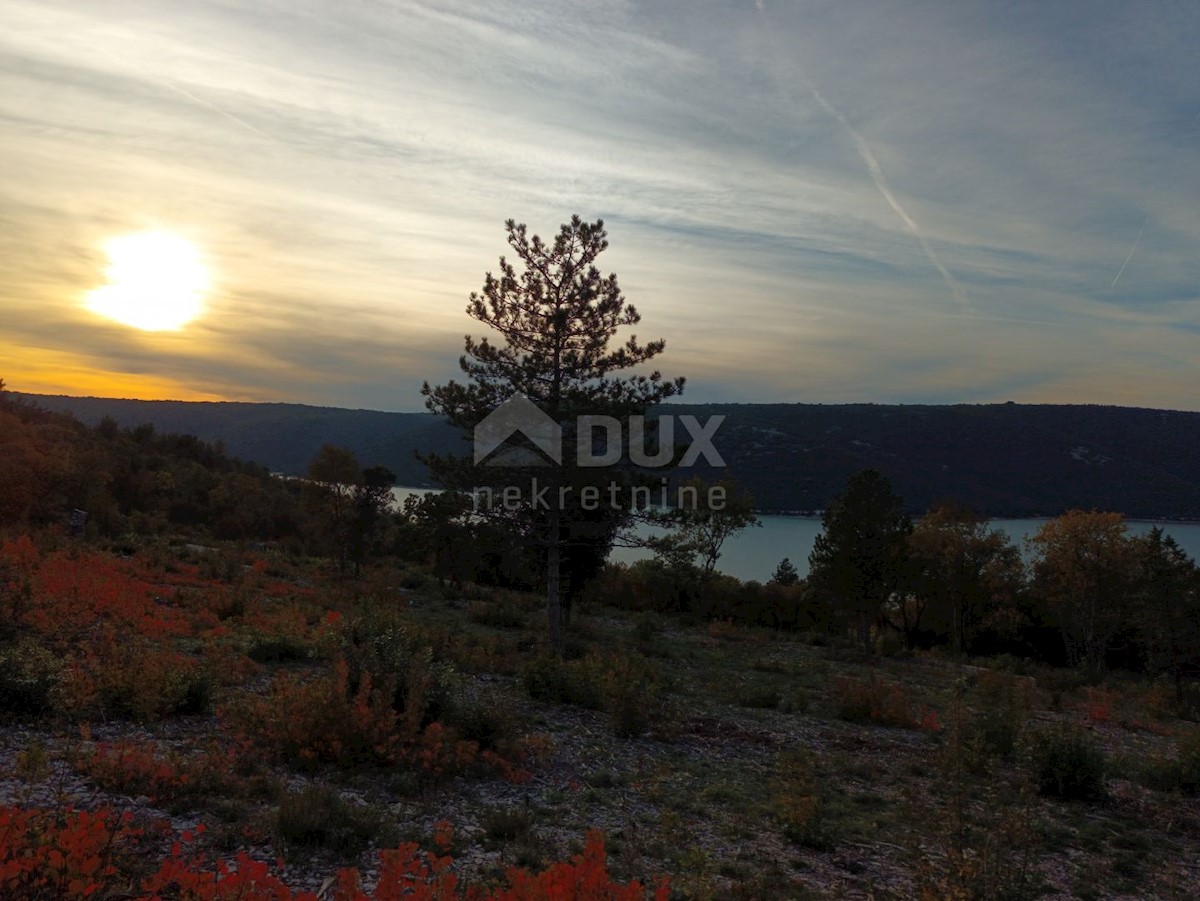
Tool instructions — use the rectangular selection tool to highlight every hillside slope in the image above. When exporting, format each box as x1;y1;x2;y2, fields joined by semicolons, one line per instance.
23;394;1200;518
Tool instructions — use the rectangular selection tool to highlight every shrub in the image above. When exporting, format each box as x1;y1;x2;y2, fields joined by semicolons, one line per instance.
0;805;142;899
338;619;460;728
1029;725;1107;800
522;652;575;705
773;750;830;849
596;653;664;739
634;613;662;644
63;637;213;721
246;634;311;664
480;804;536;844
72;739;243;809
0;638;60;718
737;686;783;710
971;670;1031;761
0;805;669;900
226;659;489;778
831;675;914;727
274;783;388;857
1179;732;1200;796
444;689;518;754
225;661;402;769
523;651;666;738
1129;732;1200;796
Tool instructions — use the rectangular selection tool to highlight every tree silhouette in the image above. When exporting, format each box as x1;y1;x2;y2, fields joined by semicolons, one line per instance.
422;216;684;648
908;501;1023;653
769;557;800;587
807;470;911;654
307;445;362;571
1029;510;1138;675
1133;527;1200;702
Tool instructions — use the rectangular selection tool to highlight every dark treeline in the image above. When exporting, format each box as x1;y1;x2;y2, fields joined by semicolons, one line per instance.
29;392;1200;520
6;378;1199;704
0;380;596;597
1;382;302;542
577;469;1200;707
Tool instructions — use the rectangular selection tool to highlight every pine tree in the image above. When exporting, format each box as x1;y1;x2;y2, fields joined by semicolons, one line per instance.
422;216;684;649
769;557;800;587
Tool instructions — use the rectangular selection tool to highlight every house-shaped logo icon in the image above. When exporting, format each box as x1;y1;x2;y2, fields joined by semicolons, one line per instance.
474;394;562;466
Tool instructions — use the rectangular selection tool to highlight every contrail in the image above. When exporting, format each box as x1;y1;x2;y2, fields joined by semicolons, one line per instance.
154;75;275;142
96;42;275;143
808;85;966;307
1110;222;1144;288
754;1;966;306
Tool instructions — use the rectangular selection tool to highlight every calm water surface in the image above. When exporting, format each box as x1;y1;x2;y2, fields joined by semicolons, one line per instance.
391;487;1200;583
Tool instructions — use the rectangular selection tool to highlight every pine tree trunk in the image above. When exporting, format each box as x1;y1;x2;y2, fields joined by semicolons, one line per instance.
547;504;562;653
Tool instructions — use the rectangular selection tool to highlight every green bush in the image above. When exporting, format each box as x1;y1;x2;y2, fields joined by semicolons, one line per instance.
634;614;662;644
480;804;536;844
339;617;460;727
444;689;518;753
774;750;831;849
522;650;664;738
1179;733;1200;796
274;783;389;857
247;635;311;664
737;687;783;710
173;669;214;715
596;654;663;738
522;652;572;704
1030;725;1107;800
971;671;1031;761
1130;732;1200;796
0;639;60;718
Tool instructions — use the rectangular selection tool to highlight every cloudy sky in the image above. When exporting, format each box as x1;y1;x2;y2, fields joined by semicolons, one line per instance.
2;0;1198;411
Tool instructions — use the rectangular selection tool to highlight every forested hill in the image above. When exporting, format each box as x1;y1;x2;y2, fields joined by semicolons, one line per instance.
22;394;1200;519
22;395;463;487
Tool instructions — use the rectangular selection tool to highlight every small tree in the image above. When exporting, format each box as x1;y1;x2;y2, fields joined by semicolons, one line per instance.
348;465;396;576
399;491;478;587
808;470;911;654
909;502;1025;653
1133;527;1200;704
647;477;759;607
422;216;684;649
306;445;362;571
1029;510;1138;676
770;557;801;587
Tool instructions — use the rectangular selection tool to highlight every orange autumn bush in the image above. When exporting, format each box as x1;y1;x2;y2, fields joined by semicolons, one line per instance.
0;534;40;572
1;807;668;901
29;551;192;641
73;739;244;807
224;660;405;768
62;631;213;720
831;674;920;727
224;662;528;781
0;805;142;899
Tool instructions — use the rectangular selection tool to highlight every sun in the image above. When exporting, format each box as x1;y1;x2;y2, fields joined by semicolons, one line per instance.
84;231;210;331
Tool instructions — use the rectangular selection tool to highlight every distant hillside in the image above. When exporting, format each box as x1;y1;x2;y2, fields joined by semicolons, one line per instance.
664;402;1200;519
22;394;1200;519
22;395;462;488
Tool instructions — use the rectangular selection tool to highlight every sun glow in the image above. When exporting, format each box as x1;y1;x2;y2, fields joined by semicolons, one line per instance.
84;232;210;331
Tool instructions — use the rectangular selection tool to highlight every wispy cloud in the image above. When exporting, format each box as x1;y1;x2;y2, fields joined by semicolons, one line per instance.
1110;220;1146;288
1;0;1198;409
805;83;967;307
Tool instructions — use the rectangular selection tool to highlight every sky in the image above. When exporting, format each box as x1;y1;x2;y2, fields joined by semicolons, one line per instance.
2;0;1199;412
